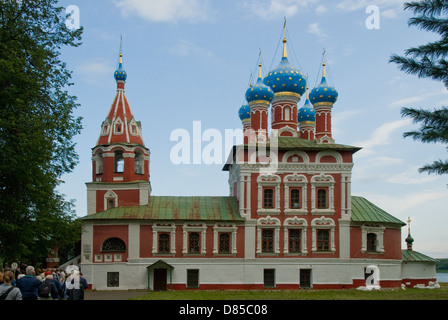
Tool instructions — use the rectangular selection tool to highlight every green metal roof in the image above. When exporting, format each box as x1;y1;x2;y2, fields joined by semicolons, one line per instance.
402;249;436;262
223;137;361;171
351;196;406;226
274;137;361;151
82;196;243;222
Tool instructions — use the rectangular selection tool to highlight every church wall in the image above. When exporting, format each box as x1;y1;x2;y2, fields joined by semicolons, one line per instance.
350;226;402;259
81;257;404;290
92;225;129;262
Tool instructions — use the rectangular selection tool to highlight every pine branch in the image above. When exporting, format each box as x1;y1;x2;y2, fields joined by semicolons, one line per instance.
405;0;448;16
406;39;448;59
408;16;448;35
419;159;448;174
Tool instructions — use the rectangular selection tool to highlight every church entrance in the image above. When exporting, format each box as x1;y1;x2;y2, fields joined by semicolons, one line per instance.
147;260;174;291
153;268;167;291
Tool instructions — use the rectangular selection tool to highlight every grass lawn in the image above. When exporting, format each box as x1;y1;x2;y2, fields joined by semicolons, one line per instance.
130;282;448;300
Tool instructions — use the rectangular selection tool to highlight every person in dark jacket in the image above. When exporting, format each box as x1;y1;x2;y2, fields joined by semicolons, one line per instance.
16;266;41;301
38;271;59;300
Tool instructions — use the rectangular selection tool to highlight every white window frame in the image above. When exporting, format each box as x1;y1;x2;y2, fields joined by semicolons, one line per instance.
283;217;308;255
182;223;207;255
311;174;335;215
152;223;176;255
283;173;308;215
256;216;281;254
213;223;237;255
257;174;281;215
361;224;385;253
311;216;336;253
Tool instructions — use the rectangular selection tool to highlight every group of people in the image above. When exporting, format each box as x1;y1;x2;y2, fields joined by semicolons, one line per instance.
0;265;88;300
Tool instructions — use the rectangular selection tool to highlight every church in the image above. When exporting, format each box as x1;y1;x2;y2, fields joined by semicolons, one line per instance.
79;31;436;291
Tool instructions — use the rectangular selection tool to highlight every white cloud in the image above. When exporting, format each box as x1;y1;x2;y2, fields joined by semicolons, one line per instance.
114;0;211;23
354;118;412;157
315;4;328;14
307;22;327;38
76;61;113;85
385;167;439;184
336;0;406;12
169;39;213;58
243;0;318;20
355;189;447;218
389;89;447;108
381;9;397;19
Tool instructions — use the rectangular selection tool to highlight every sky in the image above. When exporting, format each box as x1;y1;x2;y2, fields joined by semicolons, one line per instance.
56;0;447;258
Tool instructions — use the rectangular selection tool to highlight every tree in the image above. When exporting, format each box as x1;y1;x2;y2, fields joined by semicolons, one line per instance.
390;0;448;176
0;0;83;264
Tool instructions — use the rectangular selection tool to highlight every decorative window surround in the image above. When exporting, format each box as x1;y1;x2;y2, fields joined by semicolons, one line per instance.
101;119;111;136
213;223;238;255
152;223;176;255
182;223;207;255
256;216;281;254
104;190;118;210
257;174;281;215
283;216;308;255
311;216;336;253
283;173;308;215
114;117;124;135
361;224;385;253
311;174;335;215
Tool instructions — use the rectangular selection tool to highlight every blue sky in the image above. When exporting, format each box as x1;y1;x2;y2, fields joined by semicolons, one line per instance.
57;0;447;258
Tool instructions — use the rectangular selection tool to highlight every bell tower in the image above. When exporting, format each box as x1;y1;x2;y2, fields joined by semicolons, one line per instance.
85;49;151;215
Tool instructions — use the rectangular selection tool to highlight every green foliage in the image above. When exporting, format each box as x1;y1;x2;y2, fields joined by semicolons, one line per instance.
390;0;448;176
436;258;448;272
0;0;83;264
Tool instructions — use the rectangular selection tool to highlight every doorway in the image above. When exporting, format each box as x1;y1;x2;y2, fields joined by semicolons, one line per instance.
153;268;167;291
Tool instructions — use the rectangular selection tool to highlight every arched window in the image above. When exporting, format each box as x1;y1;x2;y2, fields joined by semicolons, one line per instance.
317;230;330;251
219;233;230;254
189;232;200;253
96;152;103;174
290;189;300;208
114;151;124;173
289;229;301;253
284;106;290;121
101;237;126;252
262;229;274;253
317;189;327;209
263;188;274;209
134;151;143;174
158;233;170;253
367;233;377;252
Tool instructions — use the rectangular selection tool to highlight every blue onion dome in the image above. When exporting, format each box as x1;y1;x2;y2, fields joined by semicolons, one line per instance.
114;53;127;81
263;38;306;96
309;62;338;104
245;63;274;103
238;104;251;121
298;87;315;123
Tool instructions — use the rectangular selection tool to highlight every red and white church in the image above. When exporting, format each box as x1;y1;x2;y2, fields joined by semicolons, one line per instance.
80;35;436;290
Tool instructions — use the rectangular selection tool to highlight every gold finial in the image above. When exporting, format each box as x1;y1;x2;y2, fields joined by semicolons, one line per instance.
306;86;309;100
322;48;326;77
119;53;123;64
258;63;262;79
282;17;287;58
407;217;411;234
